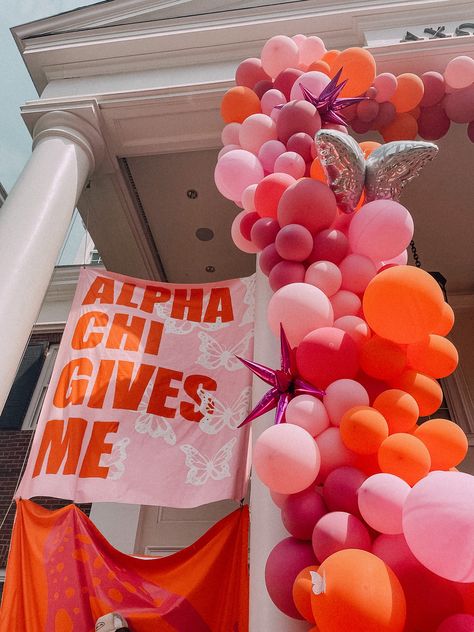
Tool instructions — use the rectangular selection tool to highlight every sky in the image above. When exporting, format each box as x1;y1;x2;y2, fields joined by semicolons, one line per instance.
0;0;99;192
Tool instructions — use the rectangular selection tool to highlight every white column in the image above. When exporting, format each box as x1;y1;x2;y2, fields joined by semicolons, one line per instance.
0;111;103;412
249;266;310;631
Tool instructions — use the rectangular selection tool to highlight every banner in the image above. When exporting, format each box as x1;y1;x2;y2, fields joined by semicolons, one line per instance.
17;269;255;506
0;499;249;631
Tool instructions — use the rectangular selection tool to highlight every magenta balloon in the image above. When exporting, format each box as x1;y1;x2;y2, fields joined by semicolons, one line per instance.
372;533;418;572
250;217;280;250
312;511;371;562
275;224;314;261
239;113;277;153
265;537;317;618
469;120;474;143
235;57;271;88
403;471;474;582
254;424;320;494
257;139;287;172
444;85;474;123
323;379;369;426
274;151;306;178
221;122;241;145
214;149;264;201
357;99;380;123
316;427;356;482
239;211;259;241
273;68;304;100
261;35;300;79
267;282;334;347
282;487;327;540
277;100;322;144
261;88;287;116
349;200;414;261
444;56;474;90
269;260;306;291
286;394;330;437
323;466;367;516
372;101;396;130
278;179;337;233
254;79;274;99
330;290;361;320
287;132;314;162
334;316;371;348
358;473;410;535
290;70;330;101
421;71;446;107
308;228;349;264
418;103;451;140
305;260;342;297
437;614;474;632
374;73;398;103
339;253;377;294
231;210;260;253
259;244;282;276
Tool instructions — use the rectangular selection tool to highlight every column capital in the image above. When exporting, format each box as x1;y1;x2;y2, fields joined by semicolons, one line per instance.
32;110;104;176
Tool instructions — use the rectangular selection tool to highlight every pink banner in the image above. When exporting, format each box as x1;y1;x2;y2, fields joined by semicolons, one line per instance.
17;269;255;507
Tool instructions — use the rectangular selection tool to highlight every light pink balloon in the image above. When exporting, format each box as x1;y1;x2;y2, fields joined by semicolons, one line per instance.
339;253;377;294
292;33;307;47
444;56;474;90
257;139;287;173
261;35;300;79
374;73;398;103
290;70;330;101
403;471;474;582
375;250;409;269
275;224;313;261
330;290;361;320
218;143;241;159
312;511;371;562
359;473;411;535
349;200;414;261
436;614;474;632
239;113;277;154
298;36;326;67
261;89;287;116
267;282;334;347
269;260;306;291
270;489;288;508
282;487;327;539
323;379;369;426
253;424;320;494
285;394;330;436
274;151;306;178
231;210;259;253
214;149;264;201
323;466;367;516
305;260;342;297
221;122;241;145
315;427;356;482
334;315;371;347
241;184;257;211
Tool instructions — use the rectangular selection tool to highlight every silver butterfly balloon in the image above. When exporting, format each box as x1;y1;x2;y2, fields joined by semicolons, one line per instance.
315;129;438;213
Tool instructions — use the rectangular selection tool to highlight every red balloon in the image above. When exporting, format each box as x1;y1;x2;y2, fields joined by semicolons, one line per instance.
278;179;337;234
308;229;349;264
254;173;295;219
277;100;322;144
274;68;304;100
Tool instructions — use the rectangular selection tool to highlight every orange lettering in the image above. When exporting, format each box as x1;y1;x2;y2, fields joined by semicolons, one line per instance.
53;358;93;408
147;367;183;417
82;277;115;305
89;360;115;409
140;286;171;313
181;374;218;422
105;312;146;351
33;418;87;477
203;287;234;322
144;321;164;355
79;421;119;478
113;361;156;411
171;289;203;322
71;311;108;350
116;282;139;309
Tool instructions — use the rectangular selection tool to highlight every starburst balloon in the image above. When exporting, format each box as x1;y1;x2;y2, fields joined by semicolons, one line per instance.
236;325;324;427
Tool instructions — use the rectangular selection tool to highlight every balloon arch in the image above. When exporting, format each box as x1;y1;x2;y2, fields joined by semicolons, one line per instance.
215;35;474;632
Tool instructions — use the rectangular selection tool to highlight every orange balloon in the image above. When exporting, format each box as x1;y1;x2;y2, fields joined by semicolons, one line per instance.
312;549;406;632
409;105;421;119
381;113;418;141
432;302;455;336
391;73;425;113
329;48;376;97
378;433;431;486
353;451;381;476
363;266;445;344
310;156;328;183
322;50;340;66
220;86;261;123
415;419;468;470
406;334;459;378
390;369;443;416
359;141;381;158
308;60;331;75
373;389;419;434
292;565;319;623
359;336;407;381
340;406;389;455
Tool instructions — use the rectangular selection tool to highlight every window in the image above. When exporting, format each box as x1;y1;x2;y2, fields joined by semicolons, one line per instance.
22;344;59;430
89;249;102;265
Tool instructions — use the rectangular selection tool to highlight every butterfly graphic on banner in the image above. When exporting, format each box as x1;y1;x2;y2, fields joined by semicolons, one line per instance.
180;437;237;486
240;274;256;327
135;383;177;445
197;330;253;372
154;303;230;335
197;386;252;435
100;437;130;480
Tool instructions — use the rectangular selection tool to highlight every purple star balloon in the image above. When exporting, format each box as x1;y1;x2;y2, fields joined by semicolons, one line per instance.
236;325;324;428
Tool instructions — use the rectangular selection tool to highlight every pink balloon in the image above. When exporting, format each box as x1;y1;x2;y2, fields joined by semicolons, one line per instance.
349;200;414;261
231;210;260;253
375;250;408;269
316;427;356;482
323;466;367;516
372;532;418;571
259;244;282;275
267;282;334;347
221;122;241;145
278;179;337;233
339;253;377;294
241;184;257;211
270;489;288;508
444;85;474;123
217;143;240;159
276;100;322;144
350;117;372;134
257;139;287;172
261;89;287;116
282;487;327;540
298;36;326;67
334;316;371;348
312;511;371;562
253;424;320;494
323;379;369;426
250;217;280;250
275;224;313;261
274;151;306;178
357;99;380;123
374;73;398;103
239;210;259;240
372;101;397;129
286;132;314;162
239;113;277;154
358;473;411;535
269;260;306;291
305;260;342;297
290;71;330;101
292;33;307;48
265;537;317;618
421;71;446;107
286;394;330;436
261;35;300;79
437;614;474;632
308;228;349;264
444;56;474;90
330;290;361;320
274;68;303;100
214;149;264;201
235;57;271;88
418;103;451;140
403;471;474;582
